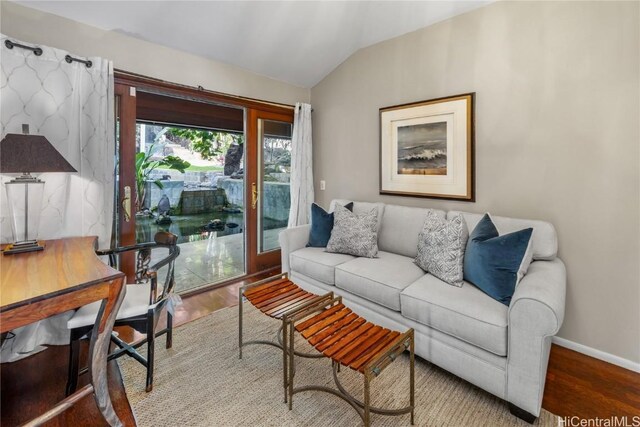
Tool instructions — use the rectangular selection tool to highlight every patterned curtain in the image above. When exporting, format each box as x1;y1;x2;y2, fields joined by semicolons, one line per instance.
288;102;314;227
0;35;115;362
0;34;115;248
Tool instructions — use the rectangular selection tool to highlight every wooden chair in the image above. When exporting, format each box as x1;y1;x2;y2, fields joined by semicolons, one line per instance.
65;231;180;394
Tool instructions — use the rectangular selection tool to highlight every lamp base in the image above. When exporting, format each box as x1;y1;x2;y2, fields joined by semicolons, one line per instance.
3;240;45;255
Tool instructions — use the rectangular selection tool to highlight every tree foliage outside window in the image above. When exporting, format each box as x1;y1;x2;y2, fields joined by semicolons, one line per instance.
169;128;244;160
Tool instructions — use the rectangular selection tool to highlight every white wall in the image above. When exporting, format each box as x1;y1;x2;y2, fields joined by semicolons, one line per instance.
311;1;640;364
0;1;309;105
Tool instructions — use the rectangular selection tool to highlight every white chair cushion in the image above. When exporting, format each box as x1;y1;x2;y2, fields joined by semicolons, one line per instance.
290;247;355;285
67;283;151;329
400;274;509;356
335;251;425;311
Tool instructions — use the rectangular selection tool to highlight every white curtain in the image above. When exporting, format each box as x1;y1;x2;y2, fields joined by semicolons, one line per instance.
0;35;115;362
288;102;314;227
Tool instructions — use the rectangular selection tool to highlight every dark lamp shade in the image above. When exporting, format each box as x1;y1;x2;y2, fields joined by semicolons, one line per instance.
0;133;77;173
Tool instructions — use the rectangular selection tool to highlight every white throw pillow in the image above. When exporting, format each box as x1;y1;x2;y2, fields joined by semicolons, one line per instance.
415;211;469;286
326;204;378;258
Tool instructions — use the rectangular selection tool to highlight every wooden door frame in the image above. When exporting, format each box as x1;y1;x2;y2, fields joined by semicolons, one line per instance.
114;70;294;115
114;83;137;283
245;108;294;274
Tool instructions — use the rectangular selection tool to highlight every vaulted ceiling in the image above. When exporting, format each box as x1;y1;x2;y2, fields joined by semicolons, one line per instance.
16;1;491;87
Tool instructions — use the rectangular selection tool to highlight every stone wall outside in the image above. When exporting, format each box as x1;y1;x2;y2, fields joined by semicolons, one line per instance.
218;178;290;221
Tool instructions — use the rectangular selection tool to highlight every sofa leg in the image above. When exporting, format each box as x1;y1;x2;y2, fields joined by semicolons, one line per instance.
509;403;537;424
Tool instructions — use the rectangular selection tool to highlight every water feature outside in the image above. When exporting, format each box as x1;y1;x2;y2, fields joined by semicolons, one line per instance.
139;211;287;294
136;212;287;245
134;121;291;294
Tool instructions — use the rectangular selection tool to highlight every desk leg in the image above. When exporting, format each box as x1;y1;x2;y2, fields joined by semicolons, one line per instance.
88;278;126;427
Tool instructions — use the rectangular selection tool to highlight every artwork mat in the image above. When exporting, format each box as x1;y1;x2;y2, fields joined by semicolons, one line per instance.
380;93;474;201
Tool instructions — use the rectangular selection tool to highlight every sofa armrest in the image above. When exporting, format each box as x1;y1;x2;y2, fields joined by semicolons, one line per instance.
278;224;311;273
509;258;566;335
506;258;567;417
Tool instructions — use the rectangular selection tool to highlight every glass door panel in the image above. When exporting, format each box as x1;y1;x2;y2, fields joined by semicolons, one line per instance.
258;119;292;254
134;121;246;294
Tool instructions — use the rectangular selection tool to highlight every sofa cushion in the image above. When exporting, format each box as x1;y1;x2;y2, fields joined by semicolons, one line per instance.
307;202;353;248
464;213;533;306
448;211;556;260
401;274;509;356
378;204;446;258
326;204;379;258
330;199;385;231
416;211;468;287
290;247;355;285
335;251;425;311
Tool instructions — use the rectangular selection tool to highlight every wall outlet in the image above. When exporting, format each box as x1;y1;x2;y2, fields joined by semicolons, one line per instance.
320;180;326;191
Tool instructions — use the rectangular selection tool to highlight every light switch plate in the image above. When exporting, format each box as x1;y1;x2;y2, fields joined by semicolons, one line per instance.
320;180;326;191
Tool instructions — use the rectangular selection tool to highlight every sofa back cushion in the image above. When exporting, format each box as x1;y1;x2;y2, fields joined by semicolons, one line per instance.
448;211;557;260
379;204;446;258
330;199;385;231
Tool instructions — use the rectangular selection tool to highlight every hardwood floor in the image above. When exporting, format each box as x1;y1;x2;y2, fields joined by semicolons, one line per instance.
0;279;244;427
2;277;638;426
543;345;640;419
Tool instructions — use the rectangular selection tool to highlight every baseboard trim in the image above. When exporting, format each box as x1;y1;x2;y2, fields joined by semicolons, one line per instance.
553;336;640;373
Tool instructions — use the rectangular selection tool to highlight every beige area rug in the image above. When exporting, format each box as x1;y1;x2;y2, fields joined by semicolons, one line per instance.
120;304;559;426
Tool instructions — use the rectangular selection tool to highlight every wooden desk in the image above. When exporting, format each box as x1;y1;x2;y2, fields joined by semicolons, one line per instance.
1;237;125;427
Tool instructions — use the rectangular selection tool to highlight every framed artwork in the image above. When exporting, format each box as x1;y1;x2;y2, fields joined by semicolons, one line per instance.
379;93;475;201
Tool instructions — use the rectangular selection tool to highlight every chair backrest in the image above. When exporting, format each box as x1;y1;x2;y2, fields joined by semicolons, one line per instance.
100;231;180;306
148;231;179;305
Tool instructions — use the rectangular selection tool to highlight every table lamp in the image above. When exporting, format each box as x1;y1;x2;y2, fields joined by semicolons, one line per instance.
0;124;77;254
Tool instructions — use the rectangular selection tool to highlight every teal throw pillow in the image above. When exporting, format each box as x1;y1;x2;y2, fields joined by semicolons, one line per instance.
463;214;533;306
307;202;353;247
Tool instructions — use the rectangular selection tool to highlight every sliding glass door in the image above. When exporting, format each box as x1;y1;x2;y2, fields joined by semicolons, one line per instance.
115;78;293;293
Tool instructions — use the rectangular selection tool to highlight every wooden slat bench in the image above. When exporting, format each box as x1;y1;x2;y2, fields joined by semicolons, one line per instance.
286;295;415;426
238;273;334;403
239;273;415;426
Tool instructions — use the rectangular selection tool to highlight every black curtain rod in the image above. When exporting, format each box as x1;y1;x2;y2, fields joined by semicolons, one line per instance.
4;39;42;56
65;54;92;68
4;39;92;68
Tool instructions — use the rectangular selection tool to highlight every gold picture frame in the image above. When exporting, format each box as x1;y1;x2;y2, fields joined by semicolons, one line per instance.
379;93;475;201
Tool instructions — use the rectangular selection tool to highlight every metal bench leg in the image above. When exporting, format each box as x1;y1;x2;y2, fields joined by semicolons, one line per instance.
282;317;288;403
364;373;371;427
410;332;415;425
288;318;295;410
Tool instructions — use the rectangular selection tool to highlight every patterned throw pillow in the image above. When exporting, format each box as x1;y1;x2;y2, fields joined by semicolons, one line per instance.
415;211;469;287
307;202;354;247
326;204;378;258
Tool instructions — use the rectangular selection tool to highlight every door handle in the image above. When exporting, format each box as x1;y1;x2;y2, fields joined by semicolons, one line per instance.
122;185;132;222
251;182;258;210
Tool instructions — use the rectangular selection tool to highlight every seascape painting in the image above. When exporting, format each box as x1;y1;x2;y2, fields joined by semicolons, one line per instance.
397;122;447;175
380;93;474;200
